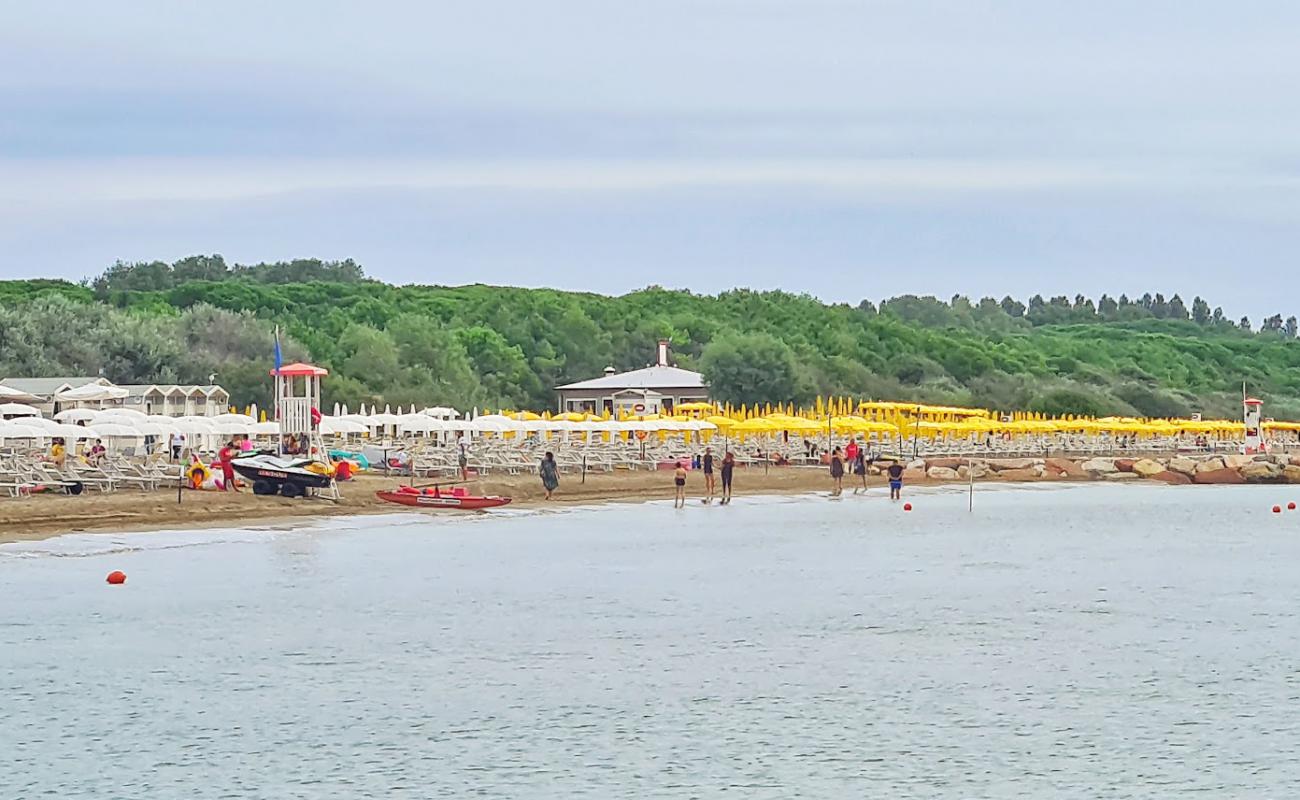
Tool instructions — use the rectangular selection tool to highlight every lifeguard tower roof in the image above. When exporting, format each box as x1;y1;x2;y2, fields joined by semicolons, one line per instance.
270;362;330;377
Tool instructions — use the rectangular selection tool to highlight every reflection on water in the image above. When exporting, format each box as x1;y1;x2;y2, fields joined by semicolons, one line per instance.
3;484;1300;798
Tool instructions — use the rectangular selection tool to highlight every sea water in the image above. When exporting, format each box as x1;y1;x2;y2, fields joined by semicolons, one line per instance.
3;484;1300;798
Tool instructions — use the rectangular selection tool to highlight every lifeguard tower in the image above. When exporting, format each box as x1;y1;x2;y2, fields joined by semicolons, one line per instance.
1244;397;1264;454
271;362;338;499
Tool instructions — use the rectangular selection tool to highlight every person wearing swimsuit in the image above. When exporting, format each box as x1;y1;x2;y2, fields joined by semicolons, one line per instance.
852;448;868;494
702;447;716;503
829;447;845;497
673;461;687;508
720;451;735;505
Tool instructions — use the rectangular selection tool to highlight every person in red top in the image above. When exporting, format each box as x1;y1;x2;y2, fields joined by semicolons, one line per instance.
844;438;860;466
217;441;240;492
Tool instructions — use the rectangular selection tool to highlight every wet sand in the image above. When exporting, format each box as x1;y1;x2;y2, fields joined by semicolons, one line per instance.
0;467;885;543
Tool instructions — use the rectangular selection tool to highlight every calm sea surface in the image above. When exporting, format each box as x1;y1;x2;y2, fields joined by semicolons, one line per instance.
4;483;1300;798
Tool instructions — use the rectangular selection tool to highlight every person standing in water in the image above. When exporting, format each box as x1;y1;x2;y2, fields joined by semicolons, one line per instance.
887;460;905;501
829;447;845;496
720;451;735;505
673;461;687;508
702;447;716;503
852;446;868;494
539;451;559;500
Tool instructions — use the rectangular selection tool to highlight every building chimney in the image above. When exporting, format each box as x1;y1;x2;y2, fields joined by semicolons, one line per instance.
656;340;670;367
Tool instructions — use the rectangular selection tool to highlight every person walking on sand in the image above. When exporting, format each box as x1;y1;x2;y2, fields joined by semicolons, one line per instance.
845;438;859;469
457;436;469;480
169;430;186;462
702;446;716;503
720;451;735;505
829;447;845;496
539;451;559;500
887;460;905;501
852;446;868;494
673;461;688;508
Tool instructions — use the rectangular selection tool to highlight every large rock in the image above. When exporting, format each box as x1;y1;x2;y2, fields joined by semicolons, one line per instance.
1284;465;1300;484
1081;458;1118;475
907;459;928;471
903;468;927;482
1193;468;1247;485
1289;456;1300;468
1045;457;1087;478
986;458;1041;471
1152;470;1193;485
998;467;1042;482
1104;471;1140;481
1195;457;1226;473
1222;454;1255;470
1167;457;1198;476
1241;462;1284;483
925;457;965;470
1132;458;1166;478
1114;458;1136;473
927;466;960;481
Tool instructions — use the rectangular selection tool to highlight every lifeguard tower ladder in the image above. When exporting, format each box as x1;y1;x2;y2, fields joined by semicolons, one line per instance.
273;362;339;500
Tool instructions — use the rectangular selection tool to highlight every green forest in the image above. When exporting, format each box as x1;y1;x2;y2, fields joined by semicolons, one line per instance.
3;255;1300;420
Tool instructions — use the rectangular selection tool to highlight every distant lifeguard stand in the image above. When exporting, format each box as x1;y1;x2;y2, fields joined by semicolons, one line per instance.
1244;397;1264;454
271;362;338;498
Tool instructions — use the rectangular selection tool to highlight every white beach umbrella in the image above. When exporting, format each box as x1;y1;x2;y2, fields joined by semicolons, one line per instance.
36;422;100;439
54;383;129;402
251;420;281;435
212;418;258;435
171;416;219;435
0;420;48;440
54;408;101;423
0;402;41;418
214;413;256;424
0;385;39;403
368;411;402;425
422;406;460;419
128;420;174;437
395;414;443;434
96;408;149;421
321;417;368;435
89;422;146;438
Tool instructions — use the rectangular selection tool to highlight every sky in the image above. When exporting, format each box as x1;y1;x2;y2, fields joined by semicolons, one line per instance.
3;0;1299;317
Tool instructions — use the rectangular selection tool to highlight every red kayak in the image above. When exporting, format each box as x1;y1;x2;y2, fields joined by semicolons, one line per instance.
376;488;512;510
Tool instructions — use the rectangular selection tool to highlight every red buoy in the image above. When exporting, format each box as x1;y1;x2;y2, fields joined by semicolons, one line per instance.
1289;502;1297;511
106;570;126;585
1272;506;1282;514
903;502;913;512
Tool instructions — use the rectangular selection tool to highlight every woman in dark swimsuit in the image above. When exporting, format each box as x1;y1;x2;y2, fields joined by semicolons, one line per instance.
829;447;845;497
720;451;735;505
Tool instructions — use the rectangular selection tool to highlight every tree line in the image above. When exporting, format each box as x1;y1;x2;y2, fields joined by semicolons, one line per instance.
1;255;1298;421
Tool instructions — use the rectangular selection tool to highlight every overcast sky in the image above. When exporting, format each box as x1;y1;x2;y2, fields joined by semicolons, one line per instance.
3;1;1298;317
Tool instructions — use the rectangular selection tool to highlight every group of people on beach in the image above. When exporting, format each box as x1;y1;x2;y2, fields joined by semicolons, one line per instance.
827;438;906;500
536;439;906;507
672;447;735;508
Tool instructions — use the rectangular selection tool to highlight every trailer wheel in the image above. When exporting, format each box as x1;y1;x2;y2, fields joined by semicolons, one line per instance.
280;482;303;499
252;480;277;496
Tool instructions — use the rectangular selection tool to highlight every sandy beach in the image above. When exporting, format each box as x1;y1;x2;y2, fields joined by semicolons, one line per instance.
0;466;872;543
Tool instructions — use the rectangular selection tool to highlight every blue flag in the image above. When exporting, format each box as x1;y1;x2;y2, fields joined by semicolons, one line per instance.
273;325;283;371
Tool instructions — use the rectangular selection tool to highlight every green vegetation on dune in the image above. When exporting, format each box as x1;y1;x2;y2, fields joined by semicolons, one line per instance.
3;255;1299;419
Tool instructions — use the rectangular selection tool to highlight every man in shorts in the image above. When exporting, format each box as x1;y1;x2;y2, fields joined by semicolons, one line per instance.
887;460;905;501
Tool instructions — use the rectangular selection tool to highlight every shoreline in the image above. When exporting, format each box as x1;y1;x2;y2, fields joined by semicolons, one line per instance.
3;452;1296;544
